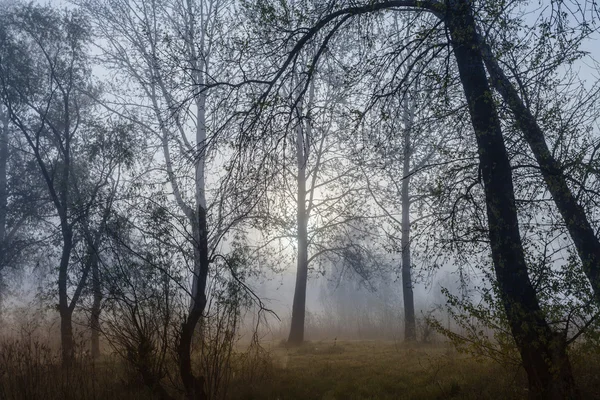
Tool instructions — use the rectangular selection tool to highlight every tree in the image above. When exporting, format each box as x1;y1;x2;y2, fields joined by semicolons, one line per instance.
361;86;444;342
357;22;452;340
476;25;600;304
221;0;583;397
0;14;49;321
0;5;131;366
0;105;11;313
81;0;253;396
445;1;576;397
76;117;134;358
236;3;387;344
0;6;91;365
284;73;379;345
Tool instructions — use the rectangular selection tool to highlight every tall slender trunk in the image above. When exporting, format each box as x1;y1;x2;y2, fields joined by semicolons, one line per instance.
91;250;102;359
58;225;74;366
288;74;316;346
288;120;309;345
479;39;600;302
0;107;7;247
401;95;416;342
191;90;207;311
446;1;578;398
178;20;210;393
0;106;8;323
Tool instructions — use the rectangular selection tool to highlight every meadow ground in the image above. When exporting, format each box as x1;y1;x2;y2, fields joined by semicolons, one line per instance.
231;340;529;400
223;339;600;399
2;339;600;399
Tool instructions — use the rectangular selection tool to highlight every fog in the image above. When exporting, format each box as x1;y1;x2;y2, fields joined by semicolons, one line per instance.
1;0;600;399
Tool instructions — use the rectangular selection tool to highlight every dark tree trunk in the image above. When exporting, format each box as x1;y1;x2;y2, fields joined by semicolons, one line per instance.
58;226;74;367
179;305;206;400
178;206;209;400
91;252;102;359
446;1;579;398
401;96;416;342
60;308;74;366
479;39;600;302
288;207;308;345
288;122;309;345
0;107;8;323
0;107;7;250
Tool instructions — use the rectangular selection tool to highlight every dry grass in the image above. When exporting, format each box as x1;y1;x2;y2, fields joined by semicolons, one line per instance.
0;342;160;399
2;339;600;399
228;340;529;400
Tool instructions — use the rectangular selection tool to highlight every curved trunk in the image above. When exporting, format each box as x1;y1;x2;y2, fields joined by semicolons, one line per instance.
179;206;209;400
179;305;207;400
179;57;209;397
446;1;579;398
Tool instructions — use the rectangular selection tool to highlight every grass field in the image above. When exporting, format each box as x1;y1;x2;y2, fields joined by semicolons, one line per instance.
229;340;529;400
2;339;600;399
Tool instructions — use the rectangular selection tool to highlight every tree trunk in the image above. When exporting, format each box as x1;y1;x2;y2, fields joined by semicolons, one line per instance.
401;95;416;342
0;106;8;324
478;38;600;302
446;1;579;398
91;251;102;359
191;88;207;312
178;23;210;392
179;305;207;400
288;118;309;345
60;307;74;366
0;106;7;249
179;206;209;400
58;225;74;367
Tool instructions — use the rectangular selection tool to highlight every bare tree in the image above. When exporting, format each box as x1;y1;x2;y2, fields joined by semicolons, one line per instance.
81;0;251;396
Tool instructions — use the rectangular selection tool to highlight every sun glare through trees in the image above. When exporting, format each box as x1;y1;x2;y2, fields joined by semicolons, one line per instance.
0;0;600;399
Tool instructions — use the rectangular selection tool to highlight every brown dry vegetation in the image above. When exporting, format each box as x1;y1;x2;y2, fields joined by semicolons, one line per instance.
1;339;600;400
